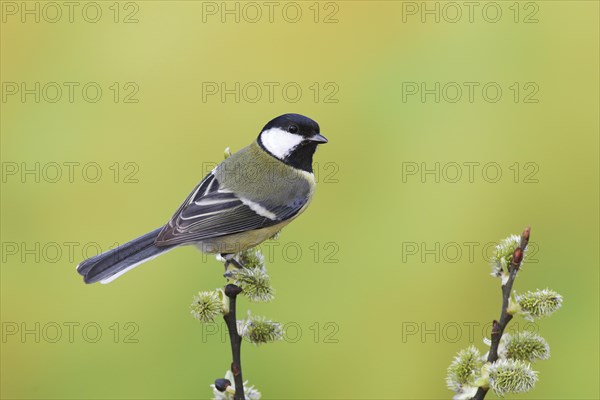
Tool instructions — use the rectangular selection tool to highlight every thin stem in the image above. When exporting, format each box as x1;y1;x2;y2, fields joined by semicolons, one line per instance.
473;226;530;400
224;282;244;400
222;257;246;400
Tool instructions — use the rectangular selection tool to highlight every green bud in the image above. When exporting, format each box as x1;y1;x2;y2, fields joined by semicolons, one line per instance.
500;331;550;362
490;234;526;278
488;359;538;397
239;316;283;345
236;248;265;271
190;289;227;323
229;267;274;302
446;346;483;393
515;289;563;320
506;296;521;315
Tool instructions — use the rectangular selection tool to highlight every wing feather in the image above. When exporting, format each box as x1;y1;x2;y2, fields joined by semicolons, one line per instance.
155;173;306;246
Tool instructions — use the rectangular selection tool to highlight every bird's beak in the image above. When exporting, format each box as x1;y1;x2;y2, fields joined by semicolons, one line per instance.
308;133;328;144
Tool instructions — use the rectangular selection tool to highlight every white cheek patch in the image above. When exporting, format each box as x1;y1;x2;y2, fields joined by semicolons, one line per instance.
260;128;303;160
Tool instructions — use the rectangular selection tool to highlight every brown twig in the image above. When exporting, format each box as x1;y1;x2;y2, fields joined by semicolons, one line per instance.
223;259;245;400
473;226;530;400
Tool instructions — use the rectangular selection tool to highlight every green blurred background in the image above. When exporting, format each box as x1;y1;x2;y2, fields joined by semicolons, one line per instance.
1;1;598;399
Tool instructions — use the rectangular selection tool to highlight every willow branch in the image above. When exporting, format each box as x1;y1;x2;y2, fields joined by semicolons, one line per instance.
473;226;530;400
223;259;245;400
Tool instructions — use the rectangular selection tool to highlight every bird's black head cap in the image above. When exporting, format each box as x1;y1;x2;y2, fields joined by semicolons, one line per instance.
258;113;327;173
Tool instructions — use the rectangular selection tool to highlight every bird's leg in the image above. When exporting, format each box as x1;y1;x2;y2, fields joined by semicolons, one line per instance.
228;258;245;270
221;253;245;271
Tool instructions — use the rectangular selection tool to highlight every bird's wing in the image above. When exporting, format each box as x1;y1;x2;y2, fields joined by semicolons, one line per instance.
154;173;307;246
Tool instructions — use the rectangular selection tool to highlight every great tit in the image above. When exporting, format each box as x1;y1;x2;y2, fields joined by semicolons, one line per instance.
77;114;328;284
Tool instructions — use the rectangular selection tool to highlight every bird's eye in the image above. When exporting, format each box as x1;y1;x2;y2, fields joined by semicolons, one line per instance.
288;125;299;134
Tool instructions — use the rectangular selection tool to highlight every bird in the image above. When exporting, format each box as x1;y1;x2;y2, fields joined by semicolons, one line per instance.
76;114;328;284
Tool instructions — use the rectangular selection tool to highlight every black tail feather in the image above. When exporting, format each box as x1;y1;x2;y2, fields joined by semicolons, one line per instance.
77;227;173;284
